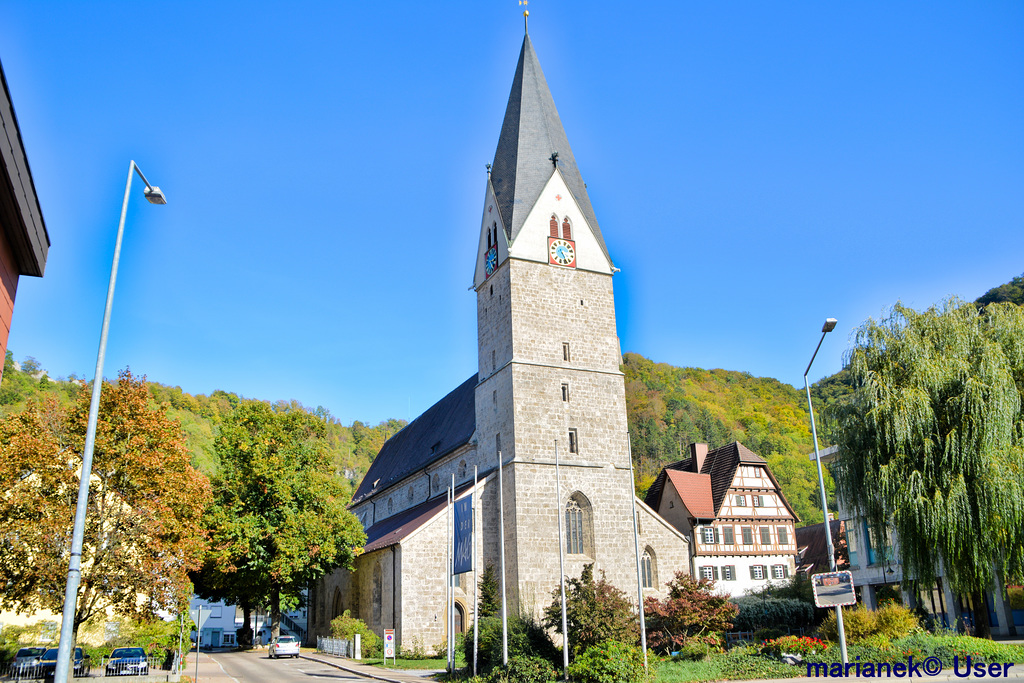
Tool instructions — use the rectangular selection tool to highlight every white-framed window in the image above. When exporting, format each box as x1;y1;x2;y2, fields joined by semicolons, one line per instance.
211;605;223;618
722;526;735;545
760;526;772;545
777;526;789;546
702;527;716;544
734;495;745;506
772;564;789;579
700;566;719;581
750;565;766;580
722;565;736;581
752;495;763;507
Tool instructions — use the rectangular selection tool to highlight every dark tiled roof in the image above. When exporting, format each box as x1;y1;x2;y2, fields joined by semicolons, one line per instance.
665;470;715;518
362;482;475;553
645;442;799;521
795;520;847;574
351;375;477;504
490;34;610;263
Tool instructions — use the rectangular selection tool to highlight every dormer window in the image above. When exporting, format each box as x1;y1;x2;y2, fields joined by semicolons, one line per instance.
562;217;572;240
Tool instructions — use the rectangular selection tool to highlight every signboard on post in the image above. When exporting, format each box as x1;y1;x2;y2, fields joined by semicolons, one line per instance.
453;495;473;575
384;629;395;662
811;571;857;608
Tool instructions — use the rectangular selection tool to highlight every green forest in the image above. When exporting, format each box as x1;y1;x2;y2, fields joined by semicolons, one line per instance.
3;272;1019;530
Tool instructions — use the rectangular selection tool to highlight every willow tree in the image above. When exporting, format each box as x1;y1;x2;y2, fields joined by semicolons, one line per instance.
831;300;1024;638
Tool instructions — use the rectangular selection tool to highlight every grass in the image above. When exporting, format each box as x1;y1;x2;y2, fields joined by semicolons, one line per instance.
366;654;466;670
655;647;797;682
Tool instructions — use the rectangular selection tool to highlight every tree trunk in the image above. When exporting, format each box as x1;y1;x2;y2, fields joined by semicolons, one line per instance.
971;590;992;639
271;587;281;640
239;603;254;649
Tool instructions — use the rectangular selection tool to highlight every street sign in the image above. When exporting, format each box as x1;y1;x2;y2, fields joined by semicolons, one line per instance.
384;629;395;659
190;607;211;630
811;570;857;608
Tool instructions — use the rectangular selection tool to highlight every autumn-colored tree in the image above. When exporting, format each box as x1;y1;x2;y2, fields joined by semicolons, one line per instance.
204;400;365;639
644;572;738;652
543;564;638;658
0;369;211;640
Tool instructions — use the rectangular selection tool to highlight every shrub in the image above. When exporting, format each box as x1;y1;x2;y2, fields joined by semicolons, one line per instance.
464;615;558;675
645;572;737;653
329;610;380;657
732;596;815;632
485;655;555;683
566;640;653;683
543;564;638;656
674;640;716;662
817;603;917;644
753;628;785;643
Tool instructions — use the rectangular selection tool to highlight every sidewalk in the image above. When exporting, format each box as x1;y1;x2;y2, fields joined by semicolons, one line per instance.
299;651;441;683
183;650;241;683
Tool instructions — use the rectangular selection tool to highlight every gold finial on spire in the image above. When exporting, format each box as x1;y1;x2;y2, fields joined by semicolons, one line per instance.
519;0;529;32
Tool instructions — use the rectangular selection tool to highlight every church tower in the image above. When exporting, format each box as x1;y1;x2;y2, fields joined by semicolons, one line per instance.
472;32;648;614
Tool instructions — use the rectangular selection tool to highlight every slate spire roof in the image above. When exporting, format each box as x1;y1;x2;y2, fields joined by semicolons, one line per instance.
490;33;610;262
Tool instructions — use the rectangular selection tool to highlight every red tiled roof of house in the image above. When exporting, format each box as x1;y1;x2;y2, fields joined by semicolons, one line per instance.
664;470;715;519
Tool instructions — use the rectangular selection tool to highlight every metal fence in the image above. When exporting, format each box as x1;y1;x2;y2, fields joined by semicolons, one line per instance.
315;636;353;658
1;652;170;680
725;627;806;645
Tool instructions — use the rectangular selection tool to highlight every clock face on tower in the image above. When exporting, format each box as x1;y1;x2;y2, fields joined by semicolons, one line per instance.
548;237;576;268
485;245;498;278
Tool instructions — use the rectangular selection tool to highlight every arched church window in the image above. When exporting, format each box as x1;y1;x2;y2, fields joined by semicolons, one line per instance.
641;547;656;589
562;217;572;240
565;492;594;556
332;588;344;619
387;498;393;515
372;564;383;627
550;215;559;238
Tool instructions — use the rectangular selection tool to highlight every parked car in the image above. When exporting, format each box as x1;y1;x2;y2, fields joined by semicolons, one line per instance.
37;647;90;679
11;647;45;679
105;647;149;676
269;635;300;658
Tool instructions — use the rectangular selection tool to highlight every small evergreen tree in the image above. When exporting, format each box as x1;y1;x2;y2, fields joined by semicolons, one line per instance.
478;563;501;618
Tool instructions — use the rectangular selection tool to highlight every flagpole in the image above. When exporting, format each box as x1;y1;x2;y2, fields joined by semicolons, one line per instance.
555;440;569;681
446;483;453;672
451;473;456;671
473;465;479;678
627;434;648;671
497;449;508;667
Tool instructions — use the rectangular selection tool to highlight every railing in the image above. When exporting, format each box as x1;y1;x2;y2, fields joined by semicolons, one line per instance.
315;636;353;658
99;653;166;677
0;659;91;680
725;627;806;645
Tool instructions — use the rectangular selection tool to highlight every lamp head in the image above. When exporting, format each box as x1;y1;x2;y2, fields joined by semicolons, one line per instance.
822;318;838;333
144;186;167;205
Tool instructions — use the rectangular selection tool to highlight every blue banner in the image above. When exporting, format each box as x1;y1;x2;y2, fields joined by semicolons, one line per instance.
453;494;473;575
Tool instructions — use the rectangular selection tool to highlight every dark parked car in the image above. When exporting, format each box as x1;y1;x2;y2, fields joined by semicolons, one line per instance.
105;648;148;676
11;647;45;679
37;647;90;679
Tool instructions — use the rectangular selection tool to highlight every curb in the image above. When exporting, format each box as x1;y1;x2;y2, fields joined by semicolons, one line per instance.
299;653;424;683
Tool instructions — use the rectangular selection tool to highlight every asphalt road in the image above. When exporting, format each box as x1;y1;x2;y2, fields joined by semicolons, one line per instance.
202;651;371;683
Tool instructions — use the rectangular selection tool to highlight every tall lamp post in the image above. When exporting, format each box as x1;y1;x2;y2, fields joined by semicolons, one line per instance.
54;161;166;683
804;317;848;665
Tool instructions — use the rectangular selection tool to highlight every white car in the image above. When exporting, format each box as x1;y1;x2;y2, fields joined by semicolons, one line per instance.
269;635;300;658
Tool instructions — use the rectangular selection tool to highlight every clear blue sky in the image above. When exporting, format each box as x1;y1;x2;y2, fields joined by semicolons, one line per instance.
1;2;1021;425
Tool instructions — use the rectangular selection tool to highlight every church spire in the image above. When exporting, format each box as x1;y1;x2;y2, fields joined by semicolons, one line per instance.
489;34;610;262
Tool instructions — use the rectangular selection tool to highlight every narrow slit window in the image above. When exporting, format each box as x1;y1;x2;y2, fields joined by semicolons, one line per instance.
562;343;571;362
561;383;569;402
568;429;578;454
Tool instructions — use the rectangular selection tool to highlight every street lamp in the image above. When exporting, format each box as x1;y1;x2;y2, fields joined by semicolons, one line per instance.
805;317;848;664
54;161;166;683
